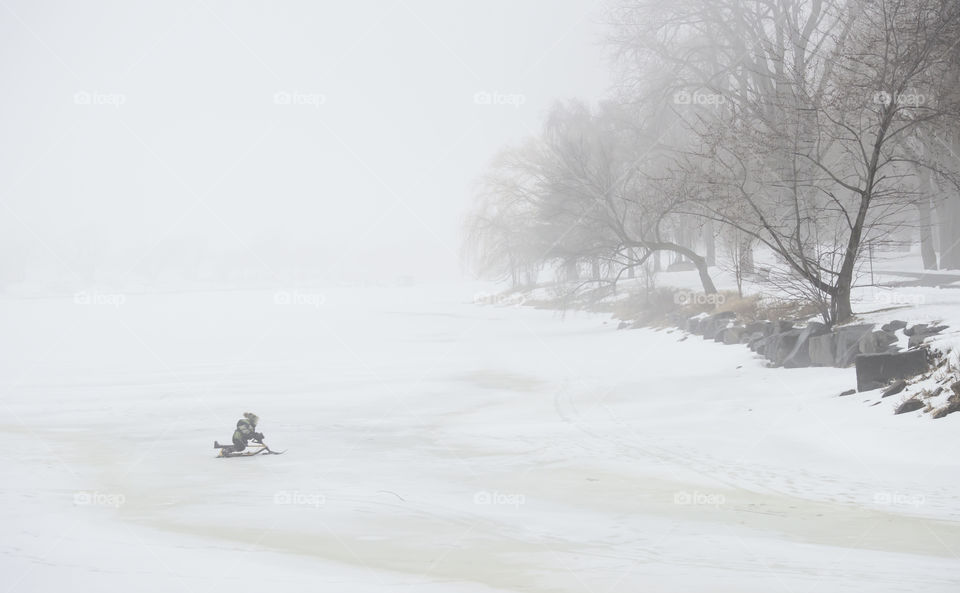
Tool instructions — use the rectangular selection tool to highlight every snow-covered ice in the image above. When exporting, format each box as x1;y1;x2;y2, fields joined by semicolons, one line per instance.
2;284;958;592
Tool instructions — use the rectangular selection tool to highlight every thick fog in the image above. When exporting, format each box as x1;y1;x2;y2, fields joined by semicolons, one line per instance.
0;1;608;289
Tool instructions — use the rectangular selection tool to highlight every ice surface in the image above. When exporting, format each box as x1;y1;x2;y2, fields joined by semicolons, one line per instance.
2;284;958;592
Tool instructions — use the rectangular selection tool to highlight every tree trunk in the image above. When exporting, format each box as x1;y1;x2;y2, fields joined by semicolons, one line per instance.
917;198;938;270
738;239;754;274
692;254;718;294
938;193;960;269
705;218;716;266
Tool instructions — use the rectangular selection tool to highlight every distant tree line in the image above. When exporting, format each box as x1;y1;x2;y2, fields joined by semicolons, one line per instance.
464;0;960;325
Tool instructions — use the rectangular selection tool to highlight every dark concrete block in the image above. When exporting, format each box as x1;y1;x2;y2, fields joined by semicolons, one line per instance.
855;350;930;392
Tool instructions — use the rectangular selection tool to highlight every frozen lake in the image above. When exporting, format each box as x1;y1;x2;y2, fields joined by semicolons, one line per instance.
2;285;959;592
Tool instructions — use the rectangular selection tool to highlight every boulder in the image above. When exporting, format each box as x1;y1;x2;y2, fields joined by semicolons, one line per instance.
764;329;815;367
722;326;746;345
932;391;960;419
746;333;767;352
744;321;772;337
881;380;907;398
762;330;800;366
780;323;830;368
903;323;927;337
834;324;875;366
855;350;930;392
907;324;948;348
894;398;924;414
773;320;794;333
881;320;908;333
859;330;898;354
686;317;701;334
838;388;856;397
700;314;733;340
808;333;836;366
617;321;630;330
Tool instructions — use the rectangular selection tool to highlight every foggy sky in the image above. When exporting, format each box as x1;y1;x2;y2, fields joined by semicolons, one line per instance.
0;1;610;285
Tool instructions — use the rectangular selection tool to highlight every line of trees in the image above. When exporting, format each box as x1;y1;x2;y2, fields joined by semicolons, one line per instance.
464;0;960;325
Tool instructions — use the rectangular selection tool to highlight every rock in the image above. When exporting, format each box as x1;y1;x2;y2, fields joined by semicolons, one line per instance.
722;326;745;345
881;320;908;333
881;380;907;398
700;314;734;340
747;333;769;353
907;324;948;348
780;323;830;368
808;334;836;366
744;321;772;337
855;350;930;392
764;329;803;366
903;323;927;337
617;321;630;330
894;398;924;414
834;324;875;367
931;394;960;419
838;388;856;397
774;320;794;333
859;330;898;354
686;318;701;333
760;326;821;368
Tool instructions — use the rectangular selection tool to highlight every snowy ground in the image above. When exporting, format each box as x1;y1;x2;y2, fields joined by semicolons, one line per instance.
2;283;959;592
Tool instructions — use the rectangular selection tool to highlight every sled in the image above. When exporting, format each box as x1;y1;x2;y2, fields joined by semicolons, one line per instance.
214;441;286;458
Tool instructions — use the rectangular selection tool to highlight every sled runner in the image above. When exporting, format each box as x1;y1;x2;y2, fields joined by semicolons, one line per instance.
214;440;286;458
